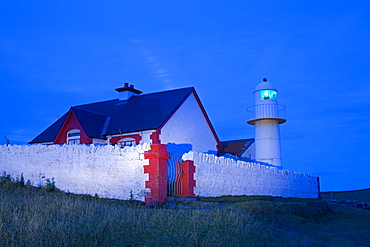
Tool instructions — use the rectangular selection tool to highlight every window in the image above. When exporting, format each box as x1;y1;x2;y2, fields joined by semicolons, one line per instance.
67;129;80;144
260;90;277;100
117;137;136;147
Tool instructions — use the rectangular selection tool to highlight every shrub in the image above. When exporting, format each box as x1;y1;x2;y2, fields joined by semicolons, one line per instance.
41;178;58;192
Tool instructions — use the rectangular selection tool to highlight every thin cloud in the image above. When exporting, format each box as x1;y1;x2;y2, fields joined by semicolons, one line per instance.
131;39;175;89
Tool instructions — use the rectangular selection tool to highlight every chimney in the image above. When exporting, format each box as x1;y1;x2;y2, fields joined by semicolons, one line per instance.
115;83;143;101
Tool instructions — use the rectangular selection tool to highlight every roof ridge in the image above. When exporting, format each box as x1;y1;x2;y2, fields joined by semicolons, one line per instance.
221;138;254;143
73;87;194;107
72;106;109;117
139;87;194;97
74;98;118;108
100;116;111;137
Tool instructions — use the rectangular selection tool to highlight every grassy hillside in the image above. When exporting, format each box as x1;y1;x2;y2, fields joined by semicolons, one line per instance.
1;179;370;246
321;188;370;202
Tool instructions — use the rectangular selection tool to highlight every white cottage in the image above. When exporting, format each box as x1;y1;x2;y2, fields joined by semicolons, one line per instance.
30;83;221;154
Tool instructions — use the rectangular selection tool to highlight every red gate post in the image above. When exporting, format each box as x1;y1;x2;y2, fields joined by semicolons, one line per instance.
178;160;196;197
144;144;169;205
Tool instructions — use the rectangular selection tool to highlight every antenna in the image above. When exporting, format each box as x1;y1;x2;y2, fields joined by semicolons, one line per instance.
4;136;10;146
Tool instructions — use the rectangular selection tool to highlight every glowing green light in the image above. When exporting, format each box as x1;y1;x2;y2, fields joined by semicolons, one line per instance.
260;90;277;100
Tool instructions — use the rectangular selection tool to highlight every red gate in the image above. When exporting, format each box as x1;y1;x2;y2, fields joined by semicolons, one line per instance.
167;153;195;197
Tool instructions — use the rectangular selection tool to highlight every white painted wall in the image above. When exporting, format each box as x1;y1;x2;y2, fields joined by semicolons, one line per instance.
160;93;218;153
0;144;151;201
183;151;319;199
140;130;155;144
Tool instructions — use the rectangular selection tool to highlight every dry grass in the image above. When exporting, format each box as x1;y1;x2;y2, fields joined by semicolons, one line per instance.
320;188;370;202
1;178;370;246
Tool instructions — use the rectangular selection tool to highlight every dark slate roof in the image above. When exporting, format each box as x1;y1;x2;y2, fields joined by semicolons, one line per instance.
30;87;194;143
71;107;108;139
219;139;254;156
102;87;193;135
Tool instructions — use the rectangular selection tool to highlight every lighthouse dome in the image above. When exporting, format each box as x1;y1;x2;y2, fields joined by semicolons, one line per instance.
254;78;276;92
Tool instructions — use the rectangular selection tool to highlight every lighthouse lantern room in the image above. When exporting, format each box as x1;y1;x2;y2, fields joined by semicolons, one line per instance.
247;78;286;168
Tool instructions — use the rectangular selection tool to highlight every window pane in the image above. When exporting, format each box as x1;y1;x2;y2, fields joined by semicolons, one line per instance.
68;133;80;137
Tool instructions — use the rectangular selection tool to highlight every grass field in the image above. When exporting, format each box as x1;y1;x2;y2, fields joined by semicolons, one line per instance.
320;188;370;202
1;177;370;246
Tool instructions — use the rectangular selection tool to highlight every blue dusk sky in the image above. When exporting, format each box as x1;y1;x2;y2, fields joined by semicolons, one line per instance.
1;1;369;192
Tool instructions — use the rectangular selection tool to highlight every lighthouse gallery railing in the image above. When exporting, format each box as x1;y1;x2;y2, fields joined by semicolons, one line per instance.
246;104;286;123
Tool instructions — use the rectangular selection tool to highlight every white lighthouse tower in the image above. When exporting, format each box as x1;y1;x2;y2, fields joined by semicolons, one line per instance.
247;78;286;168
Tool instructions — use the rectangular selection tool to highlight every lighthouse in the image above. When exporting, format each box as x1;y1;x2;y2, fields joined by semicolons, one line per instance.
247;78;286;168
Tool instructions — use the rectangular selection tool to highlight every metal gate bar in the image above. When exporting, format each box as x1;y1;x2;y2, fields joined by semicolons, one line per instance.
167;153;183;196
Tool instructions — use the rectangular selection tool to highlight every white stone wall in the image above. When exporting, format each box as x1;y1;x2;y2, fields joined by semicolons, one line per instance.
183;152;319;199
160;92;218;153
0;144;319;201
0;144;151;201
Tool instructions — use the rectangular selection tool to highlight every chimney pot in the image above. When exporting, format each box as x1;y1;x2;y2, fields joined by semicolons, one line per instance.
115;83;143;101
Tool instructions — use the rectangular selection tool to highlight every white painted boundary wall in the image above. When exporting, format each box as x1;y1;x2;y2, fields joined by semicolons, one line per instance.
183;152;319;198
0;144;151;201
